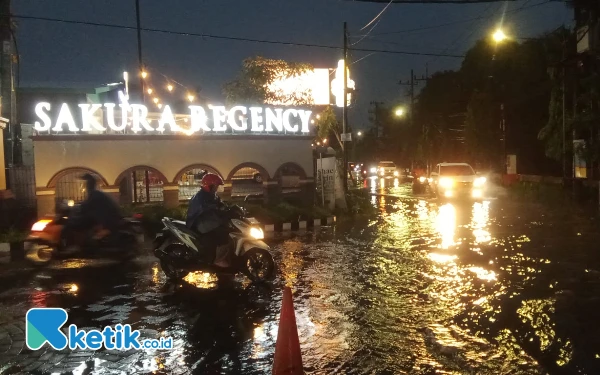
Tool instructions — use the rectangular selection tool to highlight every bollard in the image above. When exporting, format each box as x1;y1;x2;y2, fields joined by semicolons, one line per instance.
272;287;304;375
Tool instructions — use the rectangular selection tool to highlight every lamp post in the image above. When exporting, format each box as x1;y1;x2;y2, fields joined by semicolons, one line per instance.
492;28;508;174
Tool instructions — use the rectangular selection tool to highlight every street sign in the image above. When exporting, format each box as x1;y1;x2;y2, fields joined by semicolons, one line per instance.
341;133;352;142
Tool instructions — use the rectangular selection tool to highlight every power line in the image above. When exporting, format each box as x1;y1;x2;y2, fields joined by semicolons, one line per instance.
359;0;394;31
6;14;465;58
344;0;533;3
368;0;552;36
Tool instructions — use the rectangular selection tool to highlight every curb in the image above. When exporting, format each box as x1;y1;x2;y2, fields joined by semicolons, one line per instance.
262;216;336;232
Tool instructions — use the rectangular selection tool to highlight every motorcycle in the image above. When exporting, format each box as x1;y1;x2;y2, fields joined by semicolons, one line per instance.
412;175;430;194
153;198;275;283
25;200;144;265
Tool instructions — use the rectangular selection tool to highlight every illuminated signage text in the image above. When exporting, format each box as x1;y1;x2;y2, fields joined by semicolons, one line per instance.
33;102;313;135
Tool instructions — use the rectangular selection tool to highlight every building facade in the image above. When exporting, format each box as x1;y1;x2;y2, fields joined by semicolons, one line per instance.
18;86;316;217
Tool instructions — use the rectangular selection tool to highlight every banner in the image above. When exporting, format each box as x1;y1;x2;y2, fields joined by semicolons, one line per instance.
316;157;336;210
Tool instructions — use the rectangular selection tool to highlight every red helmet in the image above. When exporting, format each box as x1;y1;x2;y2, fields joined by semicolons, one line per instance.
201;173;224;192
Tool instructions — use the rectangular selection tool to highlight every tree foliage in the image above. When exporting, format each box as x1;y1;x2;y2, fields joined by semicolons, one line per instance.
223;56;314;106
415;28;570;174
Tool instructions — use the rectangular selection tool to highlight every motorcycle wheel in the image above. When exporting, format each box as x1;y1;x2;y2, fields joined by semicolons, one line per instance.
241;248;275;282
160;259;189;280
25;242;55;265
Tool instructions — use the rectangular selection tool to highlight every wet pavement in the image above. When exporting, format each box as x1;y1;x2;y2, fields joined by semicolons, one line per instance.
0;181;600;374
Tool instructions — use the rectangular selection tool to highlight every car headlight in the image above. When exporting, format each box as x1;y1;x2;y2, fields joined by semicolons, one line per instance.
32;219;52;232
474;176;487;187
394;171;399;176
370;167;377;173
250;227;264;240
439;177;454;189
419;176;426;183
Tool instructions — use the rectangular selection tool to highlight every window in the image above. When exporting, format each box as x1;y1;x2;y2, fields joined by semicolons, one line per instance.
439;165;474;176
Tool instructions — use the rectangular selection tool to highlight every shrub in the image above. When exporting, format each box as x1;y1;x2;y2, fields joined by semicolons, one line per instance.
0;228;28;243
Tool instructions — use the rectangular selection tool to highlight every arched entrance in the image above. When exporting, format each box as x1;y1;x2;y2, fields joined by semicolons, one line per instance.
274;162;307;194
227;163;269;198
115;166;168;204
47;167;108;203
173;164;223;200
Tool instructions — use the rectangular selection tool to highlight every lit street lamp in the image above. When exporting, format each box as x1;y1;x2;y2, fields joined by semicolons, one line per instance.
357;131;362;137
493;29;507;43
395;108;405;117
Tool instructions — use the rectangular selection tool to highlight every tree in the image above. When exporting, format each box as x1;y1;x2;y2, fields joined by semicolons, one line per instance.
414;29;569;174
464;90;499;169
223;56;314;106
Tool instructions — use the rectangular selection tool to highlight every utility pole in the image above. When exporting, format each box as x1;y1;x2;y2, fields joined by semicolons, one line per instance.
414;66;429;172
370;101;383;160
135;0;145;103
342;22;348;193
0;0;15;169
399;68;428;170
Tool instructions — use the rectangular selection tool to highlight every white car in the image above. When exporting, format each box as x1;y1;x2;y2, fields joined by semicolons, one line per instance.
430;162;486;199
369;161;399;178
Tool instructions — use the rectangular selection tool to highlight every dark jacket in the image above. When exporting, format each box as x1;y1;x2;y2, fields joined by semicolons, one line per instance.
186;189;224;229
80;190;123;231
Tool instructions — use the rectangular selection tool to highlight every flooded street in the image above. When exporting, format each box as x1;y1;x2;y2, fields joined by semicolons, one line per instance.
1;185;600;374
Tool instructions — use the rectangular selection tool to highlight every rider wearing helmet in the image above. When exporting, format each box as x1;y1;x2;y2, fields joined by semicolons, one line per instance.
61;173;123;250
186;173;230;266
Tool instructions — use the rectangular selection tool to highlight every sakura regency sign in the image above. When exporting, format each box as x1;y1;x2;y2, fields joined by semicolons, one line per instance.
33;101;313;135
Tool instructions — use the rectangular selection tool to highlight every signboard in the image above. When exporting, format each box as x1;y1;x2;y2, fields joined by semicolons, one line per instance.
341;133;352;142
506;154;517;174
316;156;336;210
33;101;312;135
573;140;587;178
331;60;355;108
266;69;330;106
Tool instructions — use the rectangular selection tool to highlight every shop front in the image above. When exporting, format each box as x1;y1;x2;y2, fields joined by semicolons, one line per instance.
25;94;315;217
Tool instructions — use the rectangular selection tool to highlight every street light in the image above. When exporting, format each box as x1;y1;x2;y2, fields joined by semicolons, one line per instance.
493;29;507;43
357;131;362;137
395;108;405;117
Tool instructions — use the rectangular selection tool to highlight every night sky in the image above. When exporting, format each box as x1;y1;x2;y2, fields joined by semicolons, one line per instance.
14;0;569;128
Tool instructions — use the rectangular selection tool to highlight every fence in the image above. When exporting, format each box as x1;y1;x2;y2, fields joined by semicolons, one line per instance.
7;166;36;207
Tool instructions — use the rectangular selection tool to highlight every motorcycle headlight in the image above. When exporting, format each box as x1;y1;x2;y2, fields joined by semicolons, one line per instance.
474;177;487;187
419;176;426;183
250;227;264;240
32;219;52;232
439;177;454;189
370;167;377;173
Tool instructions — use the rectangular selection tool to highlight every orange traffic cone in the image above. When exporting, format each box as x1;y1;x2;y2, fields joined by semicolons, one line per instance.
272;287;304;375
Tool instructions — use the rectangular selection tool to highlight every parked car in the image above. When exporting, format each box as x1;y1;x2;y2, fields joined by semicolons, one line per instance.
232;167;263;183
429;162;486;199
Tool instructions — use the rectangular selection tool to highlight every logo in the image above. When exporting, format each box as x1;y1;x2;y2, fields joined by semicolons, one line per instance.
26;308;173;351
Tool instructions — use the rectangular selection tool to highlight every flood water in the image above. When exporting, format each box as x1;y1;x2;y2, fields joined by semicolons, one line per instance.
1;186;599;374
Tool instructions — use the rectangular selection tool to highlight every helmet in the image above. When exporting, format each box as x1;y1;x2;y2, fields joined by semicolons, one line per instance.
201;173;224;192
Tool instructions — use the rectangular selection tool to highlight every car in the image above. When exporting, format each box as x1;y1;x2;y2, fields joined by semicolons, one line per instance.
232;167;263;183
370;161;399;178
429;162;486;199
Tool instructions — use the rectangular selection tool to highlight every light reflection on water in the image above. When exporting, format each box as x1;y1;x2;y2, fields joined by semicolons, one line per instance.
4;194;599;374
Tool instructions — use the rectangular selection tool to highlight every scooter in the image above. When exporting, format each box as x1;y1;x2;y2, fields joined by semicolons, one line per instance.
153;200;275;283
25;200;144;265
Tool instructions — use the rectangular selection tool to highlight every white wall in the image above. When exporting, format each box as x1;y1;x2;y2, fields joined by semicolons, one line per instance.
33;136;313;187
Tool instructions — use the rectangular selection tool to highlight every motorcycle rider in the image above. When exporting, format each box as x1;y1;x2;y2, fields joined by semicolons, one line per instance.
186;173;231;267
61;173;123;250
